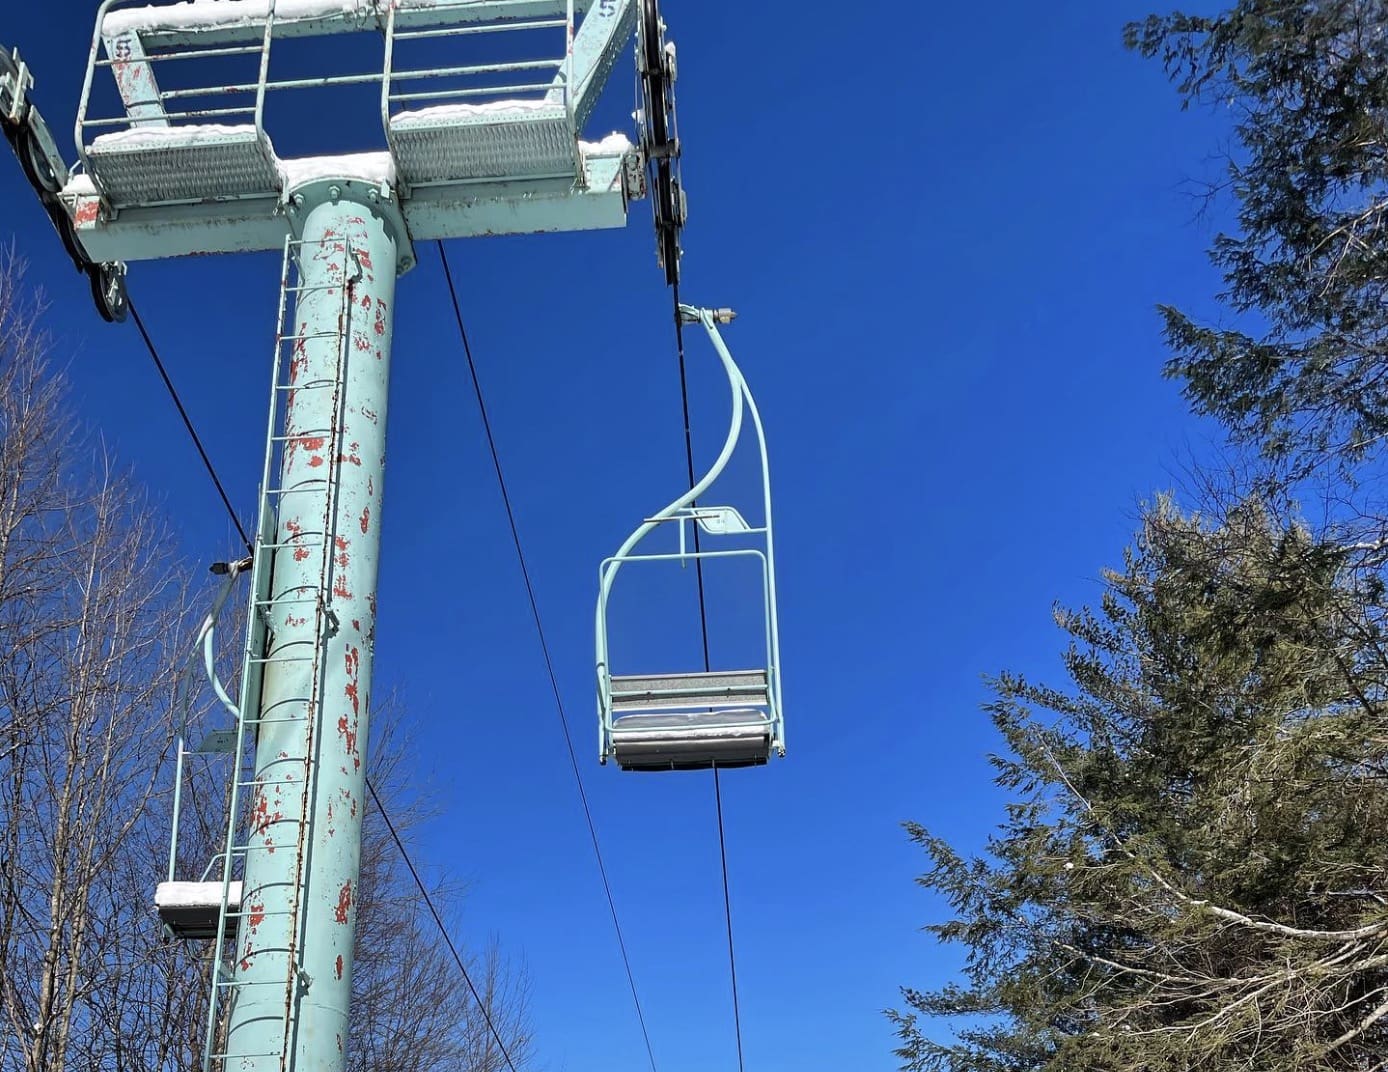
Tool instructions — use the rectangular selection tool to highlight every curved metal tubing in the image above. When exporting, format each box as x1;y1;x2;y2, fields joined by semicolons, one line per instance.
595;304;782;761
166;555;250;886
699;307;783;730
200;560;250;720
75;0;122;176
168;737;184;883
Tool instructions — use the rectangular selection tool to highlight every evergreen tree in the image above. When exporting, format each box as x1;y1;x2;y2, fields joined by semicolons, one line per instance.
896;6;1388;1067
1127;1;1388;475
892;499;1388;1071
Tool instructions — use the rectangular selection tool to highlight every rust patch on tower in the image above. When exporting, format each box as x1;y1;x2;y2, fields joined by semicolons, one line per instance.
334;881;352;924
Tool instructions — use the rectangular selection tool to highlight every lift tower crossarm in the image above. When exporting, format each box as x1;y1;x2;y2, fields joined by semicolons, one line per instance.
63;148;632;264
65;0;643;265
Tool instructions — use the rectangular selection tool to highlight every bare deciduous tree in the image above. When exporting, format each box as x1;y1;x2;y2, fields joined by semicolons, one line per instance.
0;256;191;1072
0;256;534;1072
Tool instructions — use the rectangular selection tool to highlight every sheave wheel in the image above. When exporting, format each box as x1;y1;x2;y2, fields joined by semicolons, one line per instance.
89;262;129;324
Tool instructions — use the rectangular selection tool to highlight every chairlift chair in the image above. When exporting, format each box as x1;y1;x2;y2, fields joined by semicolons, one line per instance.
156;557;249;940
596;306;784;771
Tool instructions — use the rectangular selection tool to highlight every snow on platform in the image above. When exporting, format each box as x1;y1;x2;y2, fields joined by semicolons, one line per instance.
155;879;242;910
90;123;268;150
279;150;397;189
580;132;632;156
390;99;563;128
103;0;380;36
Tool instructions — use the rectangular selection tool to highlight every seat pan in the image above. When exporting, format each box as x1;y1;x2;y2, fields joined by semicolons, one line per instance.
611;708;771;771
155;879;242;940
609;669;769;712
612;708;770;736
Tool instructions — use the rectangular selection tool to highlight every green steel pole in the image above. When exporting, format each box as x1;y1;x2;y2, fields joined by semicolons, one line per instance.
225;187;400;1072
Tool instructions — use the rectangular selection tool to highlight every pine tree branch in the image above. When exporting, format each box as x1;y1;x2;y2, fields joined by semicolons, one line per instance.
1040;742;1388;942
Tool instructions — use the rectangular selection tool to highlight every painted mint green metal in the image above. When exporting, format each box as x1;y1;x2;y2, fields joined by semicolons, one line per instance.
27;1;640;1068
66;0;638;264
206;191;401;1072
595;306;785;764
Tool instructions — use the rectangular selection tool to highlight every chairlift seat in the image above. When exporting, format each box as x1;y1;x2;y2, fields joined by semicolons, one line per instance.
609;670;772;771
155;879;242;941
87;123;280;207
389;101;576;185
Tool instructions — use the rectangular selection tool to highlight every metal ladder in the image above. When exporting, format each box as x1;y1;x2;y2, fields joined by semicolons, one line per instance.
200;236;358;1072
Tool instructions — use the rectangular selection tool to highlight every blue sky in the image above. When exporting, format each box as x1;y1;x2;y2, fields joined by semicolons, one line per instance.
2;2;1229;1069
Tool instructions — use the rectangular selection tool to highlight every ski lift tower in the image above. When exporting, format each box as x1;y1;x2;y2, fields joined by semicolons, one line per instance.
0;2;661;1070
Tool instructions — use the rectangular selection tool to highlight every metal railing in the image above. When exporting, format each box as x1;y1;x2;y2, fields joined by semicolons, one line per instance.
381;0;576;182
75;0;578;190
77;0;277;172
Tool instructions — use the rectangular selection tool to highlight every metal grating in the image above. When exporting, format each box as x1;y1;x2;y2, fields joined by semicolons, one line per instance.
389;103;576;185
87;124;280;207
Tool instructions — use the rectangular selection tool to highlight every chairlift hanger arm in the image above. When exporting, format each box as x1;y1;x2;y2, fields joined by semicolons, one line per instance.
173;553;252;740
198;556;252;721
598;307;750;596
695;308;784;735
